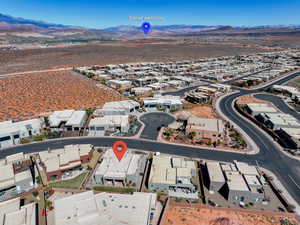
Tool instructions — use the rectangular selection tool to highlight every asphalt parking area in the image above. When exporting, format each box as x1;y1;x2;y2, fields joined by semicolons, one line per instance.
139;112;175;140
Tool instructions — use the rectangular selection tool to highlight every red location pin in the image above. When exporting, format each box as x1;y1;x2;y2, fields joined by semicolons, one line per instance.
113;141;127;161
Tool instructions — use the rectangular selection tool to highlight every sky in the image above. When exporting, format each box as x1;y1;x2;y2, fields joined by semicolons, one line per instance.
1;0;299;28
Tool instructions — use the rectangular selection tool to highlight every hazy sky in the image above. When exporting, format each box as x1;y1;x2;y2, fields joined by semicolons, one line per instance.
1;0;299;28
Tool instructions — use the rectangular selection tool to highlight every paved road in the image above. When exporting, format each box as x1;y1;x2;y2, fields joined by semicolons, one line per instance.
255;93;300;121
1;71;300;208
223;68;271;84
162;85;200;96
139;112;175;140
219;72;300;206
0;67;72;78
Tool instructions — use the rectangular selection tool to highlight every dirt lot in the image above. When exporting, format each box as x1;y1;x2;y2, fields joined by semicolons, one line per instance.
236;94;269;105
287;77;300;89
181;104;219;119
0;71;123;121
161;203;299;225
0;40;269;74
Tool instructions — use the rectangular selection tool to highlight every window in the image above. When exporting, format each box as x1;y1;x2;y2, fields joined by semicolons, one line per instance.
0;136;11;142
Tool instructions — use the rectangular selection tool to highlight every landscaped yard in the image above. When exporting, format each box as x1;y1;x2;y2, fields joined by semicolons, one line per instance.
93;186;135;194
49;172;89;189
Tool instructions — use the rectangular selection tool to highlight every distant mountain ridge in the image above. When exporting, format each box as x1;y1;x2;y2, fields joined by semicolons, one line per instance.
0;13;82;31
1;12;300;46
1;12;299;32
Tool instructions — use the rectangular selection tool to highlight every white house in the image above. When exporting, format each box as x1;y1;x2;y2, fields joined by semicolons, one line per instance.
0;118;44;148
143;95;182;111
88;115;129;136
103;100;140;115
48;110;87;131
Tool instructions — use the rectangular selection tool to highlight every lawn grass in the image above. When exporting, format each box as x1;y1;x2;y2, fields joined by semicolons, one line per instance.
93;186;135;194
49;172;89;189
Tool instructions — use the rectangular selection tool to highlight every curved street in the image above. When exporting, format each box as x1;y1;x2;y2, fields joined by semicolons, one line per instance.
1;72;300;207
219;72;300;207
255;93;300;121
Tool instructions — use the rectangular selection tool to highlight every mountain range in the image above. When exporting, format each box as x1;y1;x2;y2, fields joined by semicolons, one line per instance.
1;12;300;32
0;12;300;46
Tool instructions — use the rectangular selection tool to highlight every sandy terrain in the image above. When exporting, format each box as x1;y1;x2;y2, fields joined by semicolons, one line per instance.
0;40;269;74
0;71;124;122
183;104;218;119
287;77;300;89
162;203;299;225
236;94;269;105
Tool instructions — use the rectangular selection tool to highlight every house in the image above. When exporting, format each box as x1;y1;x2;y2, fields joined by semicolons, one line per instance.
102;100;140;114
276;127;300;149
209;83;231;92
196;86;218;95
0;197;37;225
38;144;93;181
64;111;87;131
204;160;264;204
258;112;300;130
245;103;277;116
131;87;152;96
185;90;211;104
205;161;225;192
272;85;299;96
134;77;156;86
88;115;129;136
0;118;44;148
143;95;182;111
0;153;34;195
148;155;197;197
186;117;224;143
107;80;132;89
223;171;263;204
48;110;87;131
53;191;156;225
94;149;147;187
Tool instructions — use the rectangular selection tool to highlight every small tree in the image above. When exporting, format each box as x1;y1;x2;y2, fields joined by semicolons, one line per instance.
45;200;52;209
163;128;174;137
32;191;39;197
207;139;212;146
85;108;94;117
189;131;197;141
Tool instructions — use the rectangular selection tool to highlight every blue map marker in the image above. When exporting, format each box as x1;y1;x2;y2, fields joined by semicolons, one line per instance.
141;22;151;35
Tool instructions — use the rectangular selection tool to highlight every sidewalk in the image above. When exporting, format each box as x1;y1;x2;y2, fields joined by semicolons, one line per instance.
260;168;300;215
215;92;260;154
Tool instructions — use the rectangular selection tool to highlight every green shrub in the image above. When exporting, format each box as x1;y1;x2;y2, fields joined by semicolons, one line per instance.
32;191;39;197
20;138;31;144
33;135;45;142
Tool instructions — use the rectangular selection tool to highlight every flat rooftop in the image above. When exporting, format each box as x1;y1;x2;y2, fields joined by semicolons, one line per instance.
206;161;225;183
0;197;36;225
149;155;196;185
225;171;249;192
53;190;156;225
95;149;144;179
